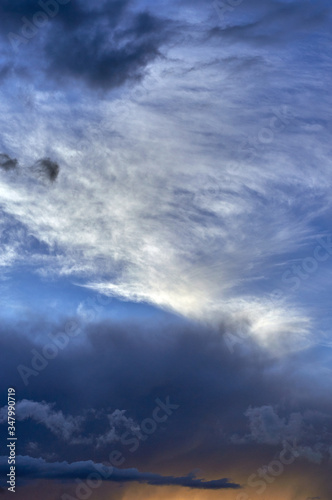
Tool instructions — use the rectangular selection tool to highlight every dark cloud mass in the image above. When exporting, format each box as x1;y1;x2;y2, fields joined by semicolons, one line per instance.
0;153;17;170
0;0;332;499
0;0;174;90
0;455;240;490
31;157;60;182
0;153;59;182
0;319;332;497
209;0;332;47
0;0;43;28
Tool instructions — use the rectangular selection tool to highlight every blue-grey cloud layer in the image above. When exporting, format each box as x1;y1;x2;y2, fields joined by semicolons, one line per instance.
0;319;331;496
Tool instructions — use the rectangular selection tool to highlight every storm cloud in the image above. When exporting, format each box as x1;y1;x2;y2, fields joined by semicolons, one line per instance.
31;158;59;182
0;318;331;498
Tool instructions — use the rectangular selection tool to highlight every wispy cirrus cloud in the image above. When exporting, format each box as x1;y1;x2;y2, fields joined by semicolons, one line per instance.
0;0;331;356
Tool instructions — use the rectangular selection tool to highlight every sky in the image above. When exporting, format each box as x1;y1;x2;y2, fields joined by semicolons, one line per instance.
0;0;332;498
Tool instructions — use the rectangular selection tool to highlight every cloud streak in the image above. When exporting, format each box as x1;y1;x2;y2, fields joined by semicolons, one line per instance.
0;455;241;490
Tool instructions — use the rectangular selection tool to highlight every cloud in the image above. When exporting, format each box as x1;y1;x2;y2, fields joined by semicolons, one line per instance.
0;318;331;495
0;399;83;441
0;455;241;490
0;0;174;90
45;9;172;90
232;405;332;464
0;153;17;170
0;1;332;498
0;153;60;183
95;409;140;448
31;158;60;182
1;319;332;466
242;405;301;445
0;399;140;447
0;0;331;356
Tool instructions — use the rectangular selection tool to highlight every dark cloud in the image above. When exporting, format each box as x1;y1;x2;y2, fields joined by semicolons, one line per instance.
0;319;331;484
0;0;94;35
0;313;331;499
0;153;18;170
0;455;241;490
0;153;59;182
44;9;171;89
0;0;174;90
0;399;139;446
3;0;328;93
31;157;60;182
0;0;44;29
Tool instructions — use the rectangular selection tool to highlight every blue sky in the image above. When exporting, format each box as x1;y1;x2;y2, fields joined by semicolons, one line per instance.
0;0;332;499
